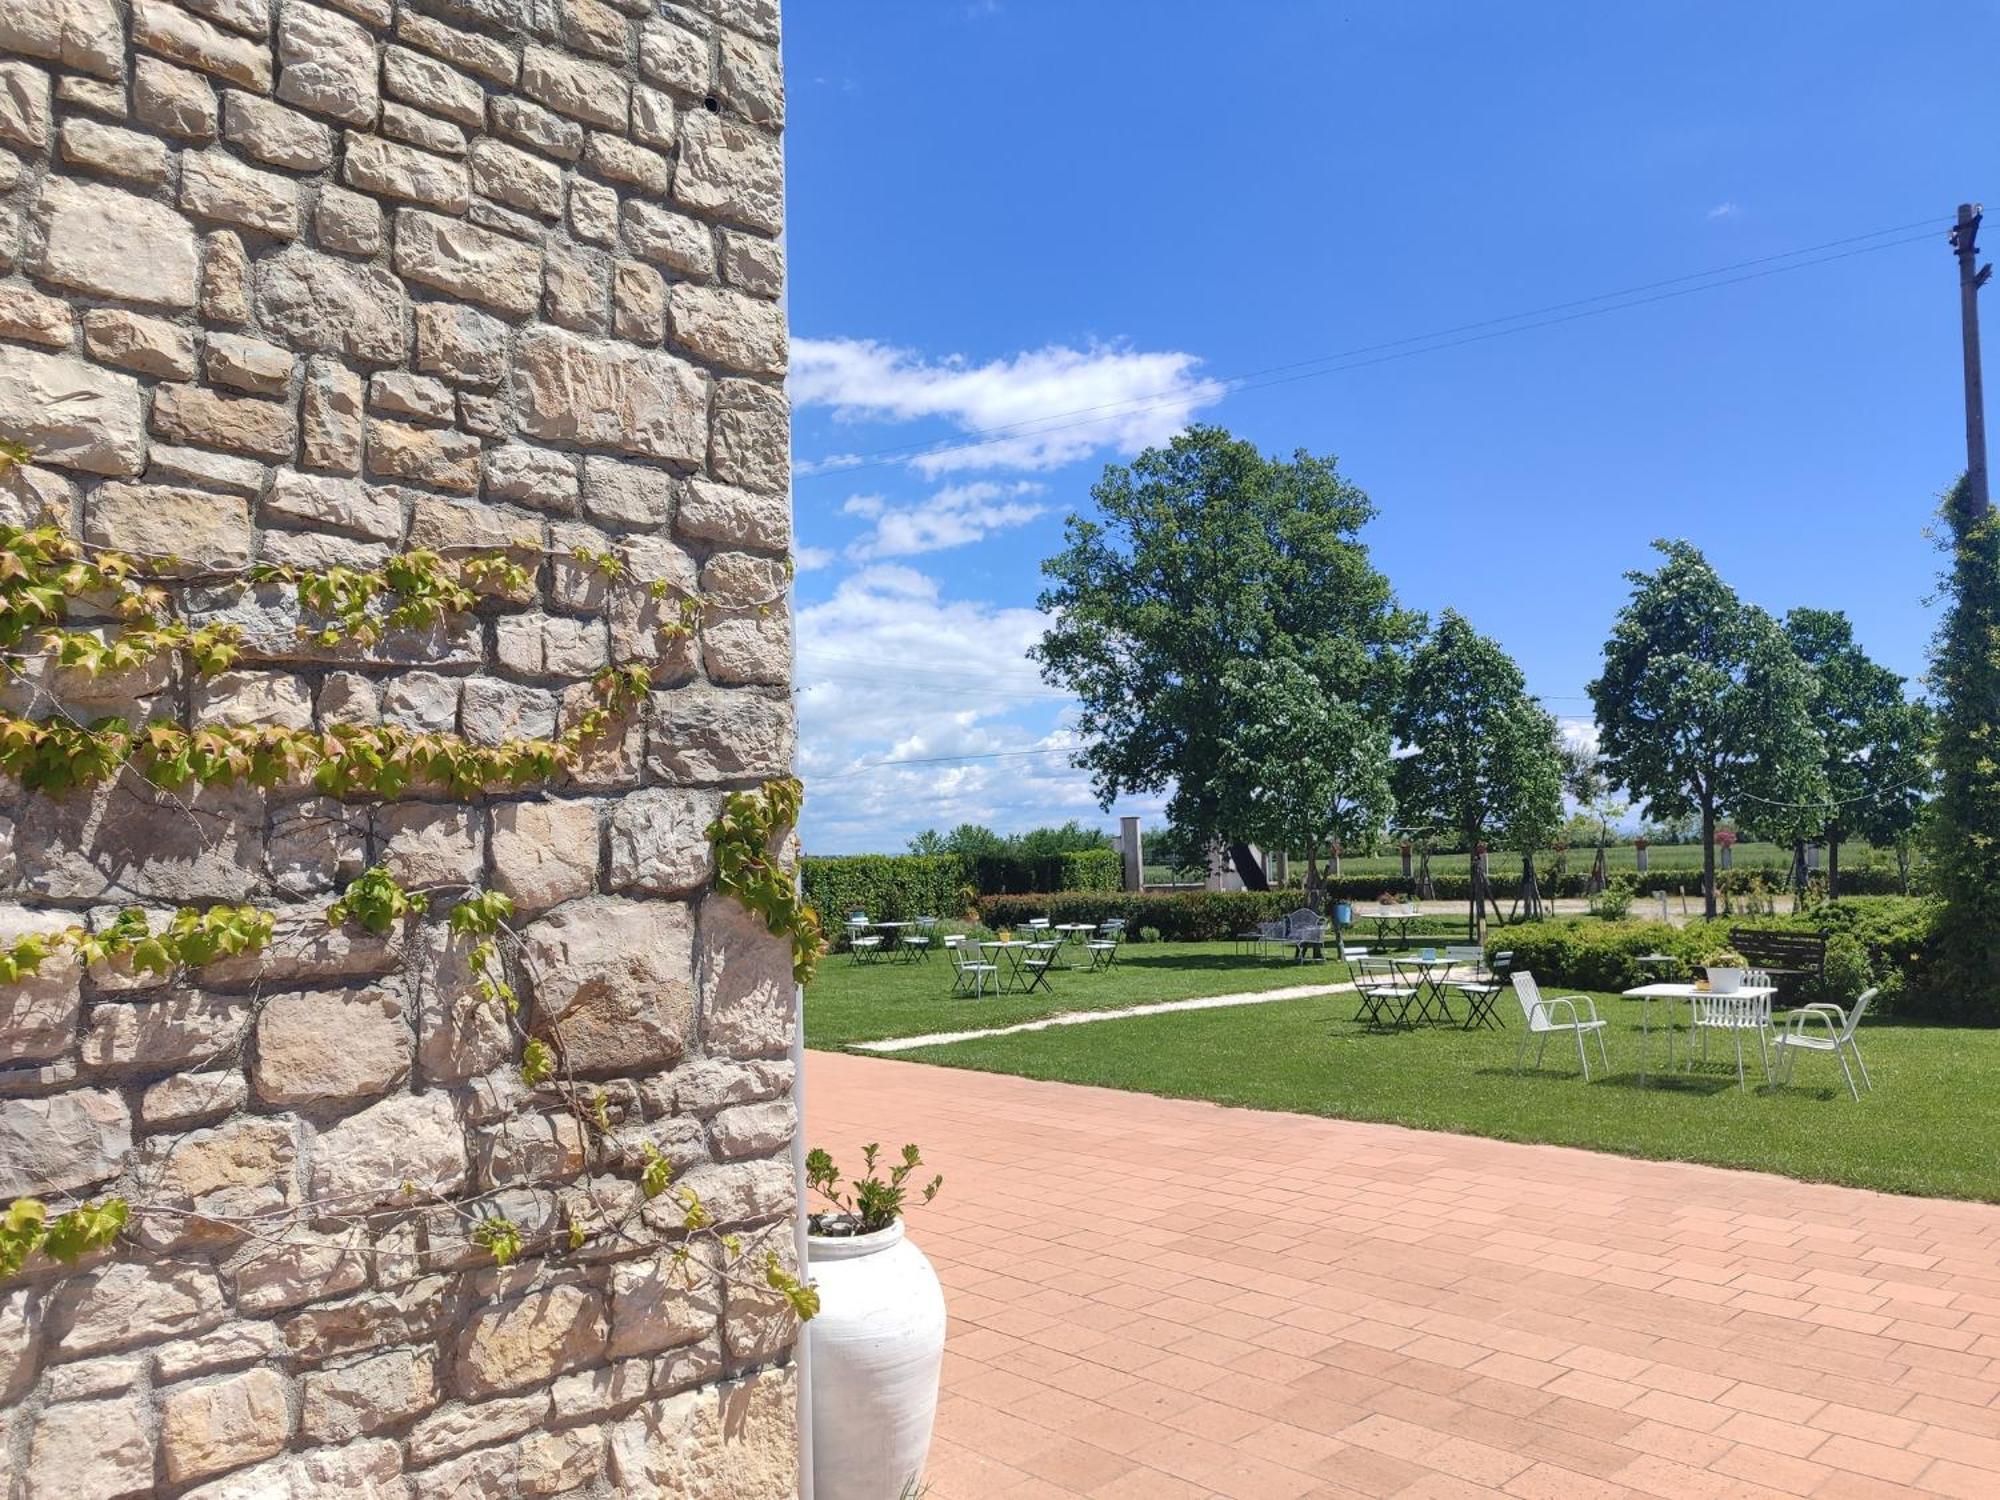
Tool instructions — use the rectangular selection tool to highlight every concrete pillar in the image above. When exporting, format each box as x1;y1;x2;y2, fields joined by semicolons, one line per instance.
1120;816;1143;892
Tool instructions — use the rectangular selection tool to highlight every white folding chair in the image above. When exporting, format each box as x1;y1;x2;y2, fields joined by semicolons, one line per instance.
1512;972;1608;1079
1353;956;1415;1028
1774;987;1876;1100
946;936;996;999
1085;922;1121;971
902;915;936;963
844;916;883;964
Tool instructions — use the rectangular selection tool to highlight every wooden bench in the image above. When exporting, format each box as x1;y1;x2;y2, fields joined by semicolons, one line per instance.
1728;928;1827;998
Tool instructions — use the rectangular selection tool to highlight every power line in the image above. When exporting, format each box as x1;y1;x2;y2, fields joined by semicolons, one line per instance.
809;745;1082;782
796;217;1948;483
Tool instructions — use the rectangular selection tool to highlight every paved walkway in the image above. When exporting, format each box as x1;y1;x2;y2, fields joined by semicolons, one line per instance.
807;1051;2000;1500
851;979;1355;1053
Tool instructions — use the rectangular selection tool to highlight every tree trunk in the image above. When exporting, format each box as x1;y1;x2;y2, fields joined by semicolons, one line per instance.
1701;795;1718;919
1470;838;1485;943
1304;852;1322;911
1229;841;1269;892
1790;838;1808;898
1589;824;1608;895
1896;842;1911;895
1520;853;1542;920
1416;849;1434;901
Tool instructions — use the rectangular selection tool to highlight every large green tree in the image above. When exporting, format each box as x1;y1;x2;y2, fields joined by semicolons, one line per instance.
1781;608;1927;897
1215;655;1395;906
1589;541;1824;919
1034;425;1420;888
1391;611;1563;937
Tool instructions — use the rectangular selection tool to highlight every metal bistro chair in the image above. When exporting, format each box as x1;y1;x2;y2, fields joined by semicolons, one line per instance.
1086;919;1124;971
1512;971;1608;1080
1452;949;1510;1030
945;935;997;999
1774;987;1876;1101
844;915;883;964
902;915;937;963
1353;956;1416;1029
1020;939;1059;994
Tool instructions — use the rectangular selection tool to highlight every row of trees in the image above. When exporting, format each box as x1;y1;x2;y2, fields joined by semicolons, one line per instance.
1034;426;1930;935
905;820;1111;860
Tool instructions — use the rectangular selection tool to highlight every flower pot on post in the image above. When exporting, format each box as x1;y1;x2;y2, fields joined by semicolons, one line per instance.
805;1144;947;1500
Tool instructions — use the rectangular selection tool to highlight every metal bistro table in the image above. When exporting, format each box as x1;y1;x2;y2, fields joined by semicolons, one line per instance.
1052;923;1097;968
870;920;914;957
1393;954;1461;1025
1368;905;1427;947
976;939;1057;993
1620;982;1777;1086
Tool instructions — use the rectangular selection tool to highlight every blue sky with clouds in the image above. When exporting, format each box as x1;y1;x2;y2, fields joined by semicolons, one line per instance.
779;2;2000;854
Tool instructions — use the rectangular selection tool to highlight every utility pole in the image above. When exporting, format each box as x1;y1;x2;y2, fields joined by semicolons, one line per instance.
1953;203;1992;517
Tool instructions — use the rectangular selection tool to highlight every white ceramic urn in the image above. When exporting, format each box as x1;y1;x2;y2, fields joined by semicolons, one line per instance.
806;1218;947;1500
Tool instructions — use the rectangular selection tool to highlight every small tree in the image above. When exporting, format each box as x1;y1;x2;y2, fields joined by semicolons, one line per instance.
1857;699;1934;894
1782;607;1925;898
1215;656;1394;908
1392;611;1564;938
1589;541;1825;919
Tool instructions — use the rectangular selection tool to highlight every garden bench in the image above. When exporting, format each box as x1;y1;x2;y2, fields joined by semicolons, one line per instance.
1728;929;1826;999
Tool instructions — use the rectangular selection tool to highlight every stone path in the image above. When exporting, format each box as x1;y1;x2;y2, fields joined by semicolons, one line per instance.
808;1050;2000;1499
850;980;1356;1053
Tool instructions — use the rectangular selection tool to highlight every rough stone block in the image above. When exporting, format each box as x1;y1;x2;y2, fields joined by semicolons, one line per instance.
609;1246;718;1358
139;1070;249;1130
257;244;411;363
375;802;485;886
33;175;199;308
134;56;219;139
84;481;253;575
639;19;709;96
679;475;789;552
135;1115;300;1251
301;357;364;472
647;685;795;784
314;182;383;254
229;1228;369;1314
180;147;303;238
48;1261;228;1356
0;906;82;1063
608;787;720;897
201;228;252;323
254;986;413;1106
308;1092;468;1210
222;90;336;170
133;0;271;90
414;300;509;386
674;110;783;235
276;1;379;125
490;798;600;916
0;343;143;476
609;1367;797;1498
366;417;480;492
343;131;470;212
719;30;785;126
151;383;297;461
82;990;254;1070
671;282;788;377
520;44;627;129
454;1281;607;1397
697;894;795;1060
27;1394;155;1500
522;897;694;1073
513;327;706;463
205;332;296;397
301;1346;439;1442
394;207;543;317
59;117;172;185
160;1367;291;1484
0;1089;129;1195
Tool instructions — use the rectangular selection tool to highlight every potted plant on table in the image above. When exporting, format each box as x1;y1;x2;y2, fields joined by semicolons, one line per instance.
805;1143;946;1500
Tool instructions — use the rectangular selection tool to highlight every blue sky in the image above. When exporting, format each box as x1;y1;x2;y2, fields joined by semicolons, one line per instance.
780;2;2000;853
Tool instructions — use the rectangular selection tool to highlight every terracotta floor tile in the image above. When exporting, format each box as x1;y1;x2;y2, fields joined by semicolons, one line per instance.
806;1053;2000;1500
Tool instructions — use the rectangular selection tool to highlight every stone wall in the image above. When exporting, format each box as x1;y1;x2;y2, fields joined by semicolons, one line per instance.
0;0;798;1494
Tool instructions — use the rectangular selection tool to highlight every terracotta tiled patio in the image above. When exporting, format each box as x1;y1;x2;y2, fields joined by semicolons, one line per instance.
807;1050;2000;1500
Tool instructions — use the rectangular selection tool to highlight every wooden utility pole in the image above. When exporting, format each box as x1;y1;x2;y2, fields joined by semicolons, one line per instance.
1954;203;1992;517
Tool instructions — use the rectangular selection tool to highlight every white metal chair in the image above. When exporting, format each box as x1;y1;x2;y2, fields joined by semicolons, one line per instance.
1774;987;1876;1100
843;915;883;964
902;915;936;963
1690;969;1774;1089
945;936;996;998
1354;956;1416;1028
1512;972;1608;1079
1086;921;1122;971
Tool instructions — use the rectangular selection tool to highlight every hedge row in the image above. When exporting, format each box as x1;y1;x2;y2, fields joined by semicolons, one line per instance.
800;856;967;931
1491;898;1943;1012
967;849;1122;895
974;891;1468;943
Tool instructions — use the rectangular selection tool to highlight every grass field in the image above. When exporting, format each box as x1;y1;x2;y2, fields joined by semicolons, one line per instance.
884;978;1999;1201
804;939;1343;1048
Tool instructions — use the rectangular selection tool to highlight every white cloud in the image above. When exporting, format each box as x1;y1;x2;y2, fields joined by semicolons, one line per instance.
1557;716;1599;756
1707;201;1740;220
793;567;1160;850
793;545;836;573
790;337;1228;477
844;480;1047;560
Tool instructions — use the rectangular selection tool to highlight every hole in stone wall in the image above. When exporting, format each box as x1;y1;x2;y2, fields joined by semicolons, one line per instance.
704;95;722;113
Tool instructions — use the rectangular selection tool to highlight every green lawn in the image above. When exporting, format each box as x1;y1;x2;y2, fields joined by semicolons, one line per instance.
863;961;2000;1202
804;940;1343;1048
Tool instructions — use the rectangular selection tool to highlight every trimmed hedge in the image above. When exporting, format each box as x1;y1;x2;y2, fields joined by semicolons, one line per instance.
967;849;1122;895
800;856;967;938
975;891;1467;943
1492;898;1943;1012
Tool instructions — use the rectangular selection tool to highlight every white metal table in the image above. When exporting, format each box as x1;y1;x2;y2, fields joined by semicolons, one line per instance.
1621;982;1777;1087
